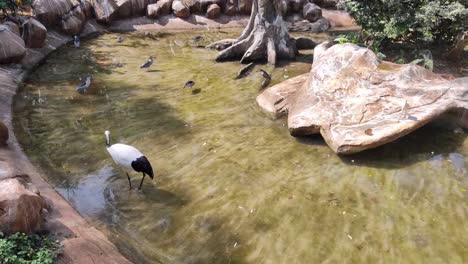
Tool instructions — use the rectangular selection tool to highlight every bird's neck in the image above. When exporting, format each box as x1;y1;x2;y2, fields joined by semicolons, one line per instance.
105;135;110;147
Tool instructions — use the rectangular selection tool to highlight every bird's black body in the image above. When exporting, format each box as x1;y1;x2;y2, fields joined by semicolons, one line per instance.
257;69;271;90
257;69;271;80
131;156;154;179
184;80;195;88
140;56;154;68
192;35;203;43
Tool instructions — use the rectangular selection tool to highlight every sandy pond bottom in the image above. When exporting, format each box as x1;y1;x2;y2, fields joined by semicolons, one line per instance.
12;29;468;263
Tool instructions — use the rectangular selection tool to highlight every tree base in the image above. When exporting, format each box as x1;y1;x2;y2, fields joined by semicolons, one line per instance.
208;0;297;66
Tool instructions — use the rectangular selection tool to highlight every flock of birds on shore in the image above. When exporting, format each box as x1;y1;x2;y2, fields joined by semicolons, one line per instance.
71;33;272;190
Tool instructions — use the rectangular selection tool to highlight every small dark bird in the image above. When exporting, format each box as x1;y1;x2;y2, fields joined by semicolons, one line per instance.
191;35;203;43
184;80;195;88
76;75;92;93
117;36;125;43
236;62;255;79
73;35;80;48
140;56;154;69
257;69;271;90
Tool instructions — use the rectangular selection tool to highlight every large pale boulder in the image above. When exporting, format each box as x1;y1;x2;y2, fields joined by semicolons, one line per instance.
147;3;161;17
0;176;47;234
0;121;8;146
32;0;75;26
206;3;221;19
0;25;26;64
257;43;468;154
303;2;321;22
21;18;47;48
172;0;190;18
91;0;119;23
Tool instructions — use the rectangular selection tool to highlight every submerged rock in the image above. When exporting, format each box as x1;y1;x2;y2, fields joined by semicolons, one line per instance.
257;43;468;154
0;25;26;64
0;176;47;234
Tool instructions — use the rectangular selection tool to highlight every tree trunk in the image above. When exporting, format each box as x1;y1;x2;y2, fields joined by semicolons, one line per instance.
208;0;297;66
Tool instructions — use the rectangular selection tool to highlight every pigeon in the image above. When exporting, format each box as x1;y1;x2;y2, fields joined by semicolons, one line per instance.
191;36;203;43
74;35;80;48
76;75;92;93
184;80;195;88
140;56;154;69
257;69;271;90
117;36;125;43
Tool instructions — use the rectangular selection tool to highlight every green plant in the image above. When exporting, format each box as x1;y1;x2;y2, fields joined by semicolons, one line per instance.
0;232;61;264
340;0;468;46
0;0;31;15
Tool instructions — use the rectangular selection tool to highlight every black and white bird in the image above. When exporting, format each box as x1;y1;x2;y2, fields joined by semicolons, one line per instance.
104;131;154;190
183;80;195;88
257;69;271;90
117;36;125;43
73;35;80;48
76;75;92;93
140;56;154;69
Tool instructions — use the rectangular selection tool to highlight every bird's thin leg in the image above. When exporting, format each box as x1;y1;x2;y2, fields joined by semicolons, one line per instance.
138;173;146;190
126;172;132;190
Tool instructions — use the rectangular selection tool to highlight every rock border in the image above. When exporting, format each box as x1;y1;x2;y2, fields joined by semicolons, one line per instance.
0;19;132;264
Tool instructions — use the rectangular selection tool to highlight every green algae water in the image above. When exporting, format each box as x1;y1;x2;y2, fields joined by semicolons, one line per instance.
13;30;468;263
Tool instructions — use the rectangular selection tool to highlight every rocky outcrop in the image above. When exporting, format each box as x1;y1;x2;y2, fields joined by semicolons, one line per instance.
116;0;155;18
0;25;26;64
91;0;119;23
156;0;173;15
3;21;20;35
146;3;160;17
22;18;47;48
0;121;8;146
206;3;221;19
31;0;75;26
257;43;468;154
172;1;190;18
303;2;321;22
0;176;47;234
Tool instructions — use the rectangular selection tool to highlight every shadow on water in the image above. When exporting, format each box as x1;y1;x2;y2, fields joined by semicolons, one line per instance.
338;119;467;169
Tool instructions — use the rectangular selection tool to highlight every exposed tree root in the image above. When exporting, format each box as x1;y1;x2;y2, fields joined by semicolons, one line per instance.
208;0;297;66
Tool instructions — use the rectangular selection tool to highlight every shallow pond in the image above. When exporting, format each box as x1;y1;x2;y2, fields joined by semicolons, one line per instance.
13;29;468;263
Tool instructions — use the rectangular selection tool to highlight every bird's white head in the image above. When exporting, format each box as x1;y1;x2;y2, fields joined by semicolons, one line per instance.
104;130;110;146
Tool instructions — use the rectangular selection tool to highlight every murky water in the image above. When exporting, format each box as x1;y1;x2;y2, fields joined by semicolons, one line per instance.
13;30;468;263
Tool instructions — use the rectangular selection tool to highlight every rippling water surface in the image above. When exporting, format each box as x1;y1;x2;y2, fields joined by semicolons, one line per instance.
13;30;468;263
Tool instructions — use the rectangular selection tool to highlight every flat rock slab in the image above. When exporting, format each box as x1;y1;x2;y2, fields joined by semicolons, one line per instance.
257;42;468;154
